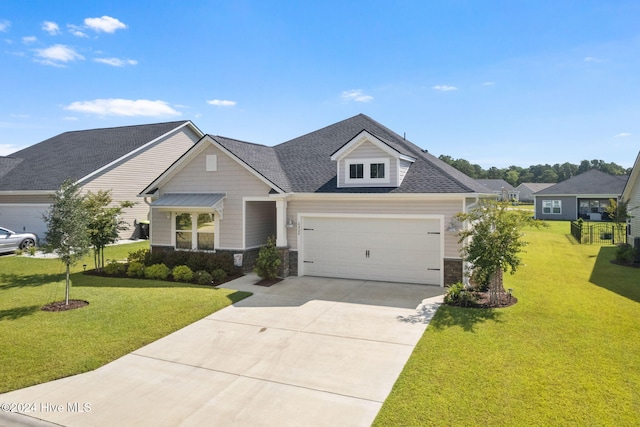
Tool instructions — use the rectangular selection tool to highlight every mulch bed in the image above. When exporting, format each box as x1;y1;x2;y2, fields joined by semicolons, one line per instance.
42;300;89;312
84;269;244;287
610;260;640;268
471;291;518;308
254;278;283;287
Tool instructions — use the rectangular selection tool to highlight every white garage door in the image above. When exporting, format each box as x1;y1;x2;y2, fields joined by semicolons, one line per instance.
0;205;50;239
301;216;442;285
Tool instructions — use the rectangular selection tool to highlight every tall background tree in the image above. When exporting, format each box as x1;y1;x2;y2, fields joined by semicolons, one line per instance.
43;180;91;306
84;190;135;272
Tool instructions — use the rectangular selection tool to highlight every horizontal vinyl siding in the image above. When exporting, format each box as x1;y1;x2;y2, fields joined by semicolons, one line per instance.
81;128;199;238
287;197;463;258
245;201;276;248
627;179;640;240
535;196;577;221
338;141;398;188
158;145;274;249
150;207;172;245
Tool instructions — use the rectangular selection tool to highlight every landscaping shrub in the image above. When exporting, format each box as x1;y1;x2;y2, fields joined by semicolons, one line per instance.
615;243;637;264
103;260;127;275
211;268;227;282
194;270;213;285
126;261;145;278
172;265;194;282
254;237;281;280
144;263;171;280
134;250;236;276
444;282;477;307
127;248;149;264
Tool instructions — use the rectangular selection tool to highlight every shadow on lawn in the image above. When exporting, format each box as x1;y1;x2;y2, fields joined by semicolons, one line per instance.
589;246;640;303
428;305;504;333
0;273;64;290
0;305;41;321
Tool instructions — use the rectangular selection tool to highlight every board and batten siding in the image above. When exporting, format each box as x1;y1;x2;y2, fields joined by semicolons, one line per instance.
156;144;274;249
81;127;200;238
535;196;577;221
286;197;464;259
337;141;399;188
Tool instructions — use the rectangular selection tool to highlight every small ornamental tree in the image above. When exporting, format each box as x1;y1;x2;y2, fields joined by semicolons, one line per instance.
43;180;91;306
84;190;135;272
254;236;281;281
455;200;545;305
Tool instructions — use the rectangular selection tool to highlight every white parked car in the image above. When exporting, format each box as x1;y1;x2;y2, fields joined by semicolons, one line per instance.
0;227;38;254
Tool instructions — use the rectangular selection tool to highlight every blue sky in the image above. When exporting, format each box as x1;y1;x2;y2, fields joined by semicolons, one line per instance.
1;0;639;168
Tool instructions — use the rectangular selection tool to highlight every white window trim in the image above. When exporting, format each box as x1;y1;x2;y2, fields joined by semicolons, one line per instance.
171;211;219;251
542;200;562;215
345;158;391;184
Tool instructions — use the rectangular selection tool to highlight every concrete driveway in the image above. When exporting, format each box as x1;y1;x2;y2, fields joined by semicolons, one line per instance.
1;274;443;427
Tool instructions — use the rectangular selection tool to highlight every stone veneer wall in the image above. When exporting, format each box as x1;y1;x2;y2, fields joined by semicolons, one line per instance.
444;258;463;285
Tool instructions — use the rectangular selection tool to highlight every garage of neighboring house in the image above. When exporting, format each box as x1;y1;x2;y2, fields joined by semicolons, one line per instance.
0;203;50;236
299;215;443;285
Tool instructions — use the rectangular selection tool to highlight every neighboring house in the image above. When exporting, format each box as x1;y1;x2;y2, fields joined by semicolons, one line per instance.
476;179;519;201
534;169;628;221
0;121;203;240
140;114;493;287
621;151;640;244
516;182;554;203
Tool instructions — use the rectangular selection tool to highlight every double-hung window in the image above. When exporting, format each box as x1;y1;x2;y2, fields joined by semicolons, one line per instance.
370;163;385;179
349;163;364;179
345;159;390;184
542;200;562;214
175;213;215;250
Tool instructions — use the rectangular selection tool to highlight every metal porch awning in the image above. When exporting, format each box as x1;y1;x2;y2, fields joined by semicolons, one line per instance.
151;193;225;218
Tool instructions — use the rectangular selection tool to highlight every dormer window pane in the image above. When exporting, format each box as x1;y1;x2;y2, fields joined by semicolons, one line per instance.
370;163;385;179
350;163;364;179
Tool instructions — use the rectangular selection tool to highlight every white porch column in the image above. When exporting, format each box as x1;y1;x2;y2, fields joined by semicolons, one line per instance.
275;198;288;247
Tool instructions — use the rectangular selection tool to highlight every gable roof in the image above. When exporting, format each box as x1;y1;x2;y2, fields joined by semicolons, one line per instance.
622;151;640;201
516;182;555;193
224;114;488;194
476;179;517;192
0;121;200;192
536;169;628;196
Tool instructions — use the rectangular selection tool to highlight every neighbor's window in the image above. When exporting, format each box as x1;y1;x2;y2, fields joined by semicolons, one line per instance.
175;213;193;249
370;163;385;179
543;200;562;214
197;213;215;250
349;163;364;179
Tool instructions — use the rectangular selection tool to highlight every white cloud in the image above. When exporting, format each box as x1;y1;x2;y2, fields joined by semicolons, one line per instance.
22;36;37;44
34;44;84;66
615;132;631;138
67;24;88;38
207;99;237;107
84;16;127;33
42;21;60;35
65;99;181;117
482;81;495;86
0;144;19;156
63;116;79;121
0;20;10;32
94;57;138;66
432;85;458;92
341;89;373;102
9;113;29;118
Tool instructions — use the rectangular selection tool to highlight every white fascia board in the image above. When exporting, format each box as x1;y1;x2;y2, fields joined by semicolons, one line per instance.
78;121;201;186
330;130;411;161
0;190;55;196
622;151;640;200
285;192;488;201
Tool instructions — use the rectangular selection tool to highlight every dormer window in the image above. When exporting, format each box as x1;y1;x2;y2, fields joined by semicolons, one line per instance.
345;159;390;184
350;163;364;179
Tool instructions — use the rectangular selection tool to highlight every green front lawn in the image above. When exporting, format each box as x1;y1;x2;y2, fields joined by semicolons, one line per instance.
0;242;251;394
375;221;640;426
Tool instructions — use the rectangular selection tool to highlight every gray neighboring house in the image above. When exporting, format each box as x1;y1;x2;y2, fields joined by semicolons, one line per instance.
140;114;494;287
534;169;629;221
0;121;203;240
516;182;554;203
476;179;519;201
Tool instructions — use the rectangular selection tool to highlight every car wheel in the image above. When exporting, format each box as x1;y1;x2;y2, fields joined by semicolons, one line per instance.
20;239;36;249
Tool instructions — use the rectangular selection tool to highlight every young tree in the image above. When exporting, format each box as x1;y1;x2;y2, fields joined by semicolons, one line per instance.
84;190;135;272
456;200;546;304
43;180;91;305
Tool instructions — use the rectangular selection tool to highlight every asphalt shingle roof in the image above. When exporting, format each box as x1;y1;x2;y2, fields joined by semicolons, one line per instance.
476;179;517;192
210;114;489;194
0;121;191;191
536;169;628;195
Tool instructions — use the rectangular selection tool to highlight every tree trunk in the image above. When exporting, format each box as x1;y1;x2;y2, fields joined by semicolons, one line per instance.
489;269;503;305
65;262;70;305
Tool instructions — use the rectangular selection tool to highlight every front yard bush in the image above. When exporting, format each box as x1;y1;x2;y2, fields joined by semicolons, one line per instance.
444;282;477;307
103;260;127;275
255;237;281;280
615;243;637;264
211;268;227;282
144;263;171;280
129;248;236;276
172;265;194;282
194;270;213;285
127;261;145;278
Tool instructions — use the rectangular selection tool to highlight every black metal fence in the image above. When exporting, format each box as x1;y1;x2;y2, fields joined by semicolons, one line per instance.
570;221;626;245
